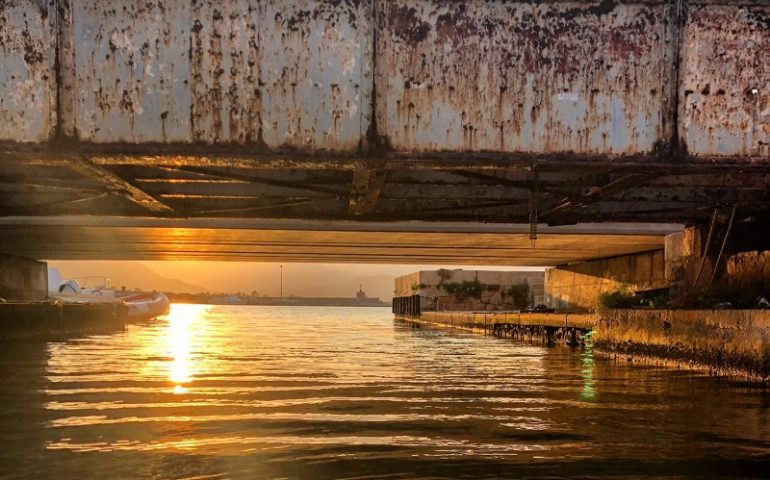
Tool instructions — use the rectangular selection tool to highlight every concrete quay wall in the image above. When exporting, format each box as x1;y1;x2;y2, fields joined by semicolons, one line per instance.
594;309;770;381
406;309;770;381
0;301;127;340
0;255;48;301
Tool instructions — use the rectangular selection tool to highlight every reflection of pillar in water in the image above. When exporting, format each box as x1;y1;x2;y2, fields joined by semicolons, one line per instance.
580;331;596;401
0;340;50;477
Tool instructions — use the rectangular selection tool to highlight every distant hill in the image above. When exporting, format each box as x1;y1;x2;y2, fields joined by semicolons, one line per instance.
49;261;208;293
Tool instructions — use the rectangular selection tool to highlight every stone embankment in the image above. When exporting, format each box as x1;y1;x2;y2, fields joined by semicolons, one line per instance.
399;309;770;382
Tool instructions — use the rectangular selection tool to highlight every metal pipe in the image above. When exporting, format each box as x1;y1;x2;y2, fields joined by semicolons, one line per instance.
709;206;737;286
694;208;718;288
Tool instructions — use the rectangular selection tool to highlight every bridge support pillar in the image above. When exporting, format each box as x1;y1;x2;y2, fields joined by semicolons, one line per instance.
544;250;667;311
0;255;48;302
664;227;709;293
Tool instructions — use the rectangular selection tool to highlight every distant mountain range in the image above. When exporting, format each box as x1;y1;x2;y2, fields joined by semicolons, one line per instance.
49;261;397;300
50;261;208;294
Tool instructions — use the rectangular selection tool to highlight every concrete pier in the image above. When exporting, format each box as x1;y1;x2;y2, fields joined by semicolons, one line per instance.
0;255;47;302
0;301;127;340
402;310;770;382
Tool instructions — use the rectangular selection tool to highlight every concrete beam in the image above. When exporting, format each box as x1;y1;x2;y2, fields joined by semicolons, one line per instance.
67;157;173;213
0;216;681;265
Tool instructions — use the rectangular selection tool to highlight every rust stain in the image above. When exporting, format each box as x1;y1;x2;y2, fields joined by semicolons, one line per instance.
2;0;768;163
0;0;55;142
376;0;668;155
388;5;430;43
680;4;770;158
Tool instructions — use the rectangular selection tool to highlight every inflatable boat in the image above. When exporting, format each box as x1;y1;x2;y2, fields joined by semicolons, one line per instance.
49;268;170;322
118;291;171;322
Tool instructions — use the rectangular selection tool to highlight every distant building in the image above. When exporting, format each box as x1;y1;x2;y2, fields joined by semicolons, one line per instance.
355;284;385;306
394;269;545;312
210;294;242;305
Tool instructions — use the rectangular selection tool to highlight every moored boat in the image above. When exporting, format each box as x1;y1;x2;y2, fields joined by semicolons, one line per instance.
49;268;170;322
118;291;171;322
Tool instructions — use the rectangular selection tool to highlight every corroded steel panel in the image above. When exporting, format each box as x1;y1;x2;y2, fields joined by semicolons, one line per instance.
64;0;371;150
0;0;55;142
190;0;261;144
69;1;192;142
259;0;372;151
375;0;670;154
679;4;770;158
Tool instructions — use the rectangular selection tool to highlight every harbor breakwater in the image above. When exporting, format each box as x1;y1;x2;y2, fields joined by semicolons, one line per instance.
399;309;770;382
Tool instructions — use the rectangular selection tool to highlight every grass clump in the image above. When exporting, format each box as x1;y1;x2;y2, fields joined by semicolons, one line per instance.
506;283;531;309
598;291;639;309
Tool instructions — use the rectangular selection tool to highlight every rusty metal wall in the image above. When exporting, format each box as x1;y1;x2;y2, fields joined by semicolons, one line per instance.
374;0;672;154
0;0;56;142
66;0;192;142
258;0;372;151
679;3;770;158
60;0;371;149
1;0;769;160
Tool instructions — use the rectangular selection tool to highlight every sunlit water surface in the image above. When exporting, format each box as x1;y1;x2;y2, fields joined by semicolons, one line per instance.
1;305;769;479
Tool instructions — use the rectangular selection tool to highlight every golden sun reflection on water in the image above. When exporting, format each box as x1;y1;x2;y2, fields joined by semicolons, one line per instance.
165;304;210;394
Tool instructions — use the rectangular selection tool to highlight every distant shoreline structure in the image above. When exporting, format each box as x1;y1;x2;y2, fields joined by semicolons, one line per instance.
167;291;391;308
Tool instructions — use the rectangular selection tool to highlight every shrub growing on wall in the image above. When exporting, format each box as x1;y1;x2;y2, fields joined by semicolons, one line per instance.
598;291;639;308
506;283;530;309
443;279;483;302
437;269;453;284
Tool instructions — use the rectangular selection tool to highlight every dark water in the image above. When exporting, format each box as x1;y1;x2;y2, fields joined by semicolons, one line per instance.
1;305;769;479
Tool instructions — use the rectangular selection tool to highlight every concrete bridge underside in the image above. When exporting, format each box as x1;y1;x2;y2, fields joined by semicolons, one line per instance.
0;0;769;262
0;217;678;264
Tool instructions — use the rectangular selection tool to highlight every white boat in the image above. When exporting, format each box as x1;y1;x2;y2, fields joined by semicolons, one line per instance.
118;291;171;322
49;268;170;322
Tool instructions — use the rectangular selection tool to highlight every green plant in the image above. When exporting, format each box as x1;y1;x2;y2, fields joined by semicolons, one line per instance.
442;279;483;302
506;283;530;309
598;291;639;309
437;268;453;284
485;283;501;292
410;283;426;292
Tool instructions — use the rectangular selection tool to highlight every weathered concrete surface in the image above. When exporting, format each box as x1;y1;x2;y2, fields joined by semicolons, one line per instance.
594;309;770;381
545;250;666;311
395;269;544;310
725;251;770;289
663;226;717;291
419;310;595;331
0;254;47;301
410;309;770;381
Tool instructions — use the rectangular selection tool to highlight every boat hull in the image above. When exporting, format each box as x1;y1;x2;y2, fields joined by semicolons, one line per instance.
121;292;171;322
